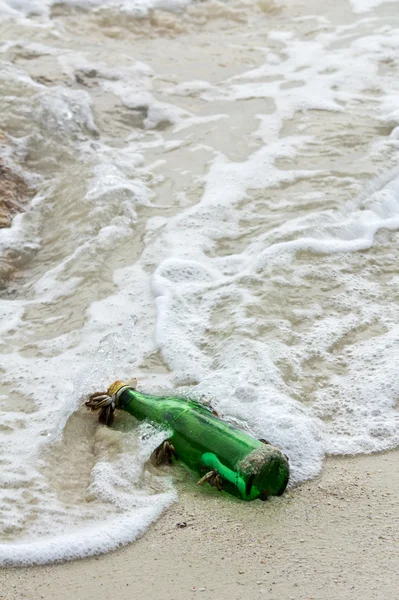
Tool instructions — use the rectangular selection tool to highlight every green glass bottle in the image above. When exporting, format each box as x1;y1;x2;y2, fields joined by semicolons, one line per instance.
86;380;289;501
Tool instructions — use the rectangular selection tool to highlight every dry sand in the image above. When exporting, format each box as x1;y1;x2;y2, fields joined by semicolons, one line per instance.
1;450;398;600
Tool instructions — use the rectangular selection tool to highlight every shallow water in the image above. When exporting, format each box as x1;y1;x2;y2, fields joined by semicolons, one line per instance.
0;0;399;566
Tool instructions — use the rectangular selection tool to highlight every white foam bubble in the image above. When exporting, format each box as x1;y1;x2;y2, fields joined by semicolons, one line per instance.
349;0;398;13
36;88;98;138
0;0;192;18
0;495;175;567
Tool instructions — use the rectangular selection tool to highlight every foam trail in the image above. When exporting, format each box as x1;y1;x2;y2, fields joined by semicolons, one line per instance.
0;0;192;18
0;496;175;567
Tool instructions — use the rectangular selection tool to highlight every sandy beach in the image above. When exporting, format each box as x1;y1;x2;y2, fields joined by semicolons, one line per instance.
2;450;398;600
1;0;399;592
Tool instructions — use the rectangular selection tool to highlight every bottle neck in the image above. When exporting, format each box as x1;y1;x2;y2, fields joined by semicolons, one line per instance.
118;388;155;409
117;388;180;424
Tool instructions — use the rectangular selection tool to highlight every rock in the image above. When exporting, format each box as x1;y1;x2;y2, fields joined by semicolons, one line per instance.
0;152;31;229
0;134;35;286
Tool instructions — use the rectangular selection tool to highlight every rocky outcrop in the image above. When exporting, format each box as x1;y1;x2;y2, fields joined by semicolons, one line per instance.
0;132;35;287
0;149;31;229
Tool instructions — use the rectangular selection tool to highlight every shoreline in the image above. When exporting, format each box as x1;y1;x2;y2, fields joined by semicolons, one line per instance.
2;450;398;600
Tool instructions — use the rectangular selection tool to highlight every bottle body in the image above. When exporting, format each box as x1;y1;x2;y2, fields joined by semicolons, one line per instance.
118;389;289;501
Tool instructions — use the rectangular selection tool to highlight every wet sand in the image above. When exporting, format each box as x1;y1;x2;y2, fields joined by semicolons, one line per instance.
2;450;398;600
